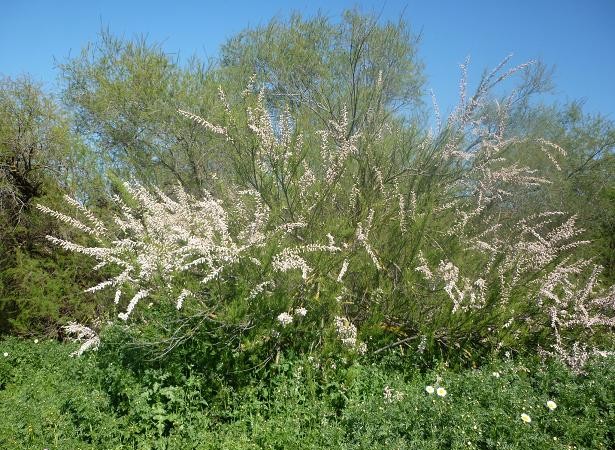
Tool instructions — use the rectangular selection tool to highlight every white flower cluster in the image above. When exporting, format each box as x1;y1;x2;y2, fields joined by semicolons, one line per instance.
414;251;433;280
277;312;293;327
425;385;447;397
36;203;101;237
337;259;349;282
40;182;274;320
383;385;405;403
415;258;486;313
178;109;230;140
63;322;100;357
319;106;360;185
334;316;367;354
355;209;381;270
276;307;308;327
334;316;357;347
118;289;150;321
272;236;341;280
272;249;312;280
243;92;302;179
247;280;275;301
175;289;192;310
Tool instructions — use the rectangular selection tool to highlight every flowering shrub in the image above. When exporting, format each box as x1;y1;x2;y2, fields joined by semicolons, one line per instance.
37;181;348;362
39;57;614;370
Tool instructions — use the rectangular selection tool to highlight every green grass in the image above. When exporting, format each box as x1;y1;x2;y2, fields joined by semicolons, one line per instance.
1;337;613;449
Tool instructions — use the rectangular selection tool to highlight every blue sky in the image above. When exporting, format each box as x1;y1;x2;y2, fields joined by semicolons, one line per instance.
1;0;614;119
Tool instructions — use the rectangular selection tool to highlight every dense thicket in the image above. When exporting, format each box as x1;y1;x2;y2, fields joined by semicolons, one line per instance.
1;10;614;450
0;11;613;372
0;77;105;333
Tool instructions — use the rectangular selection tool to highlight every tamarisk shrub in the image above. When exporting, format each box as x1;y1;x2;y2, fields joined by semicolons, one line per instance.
37;180;362;366
41;57;614;371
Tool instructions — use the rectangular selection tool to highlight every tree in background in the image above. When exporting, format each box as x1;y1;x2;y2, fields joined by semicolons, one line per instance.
59;11;426;194
502;100;615;280
219;10;425;128
1;77;75;229
59;32;229;193
0;77;104;334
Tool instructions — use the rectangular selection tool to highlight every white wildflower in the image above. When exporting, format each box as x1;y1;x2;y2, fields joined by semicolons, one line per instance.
272;249;312;280
334;316;357;347
247;280;274;300
355;209;381;270
383;385;393;401
546;400;557;411
277;312;293;327
417;336;427;354
178;109;230;140
357;342;368;355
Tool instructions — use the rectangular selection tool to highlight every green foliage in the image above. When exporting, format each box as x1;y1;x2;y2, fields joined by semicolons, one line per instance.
43;54;615;373
0;338;120;448
0;77;105;335
1;338;613;449
219;9;425;124
0;249;100;334
0;76;101;225
59;30;229;192
49;13;614;368
59;10;426;194
0;76;72;217
1;10;614;449
2;14;615;450
504;101;615;279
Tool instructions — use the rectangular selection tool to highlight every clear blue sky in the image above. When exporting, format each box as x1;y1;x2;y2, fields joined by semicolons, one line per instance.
1;0;614;119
